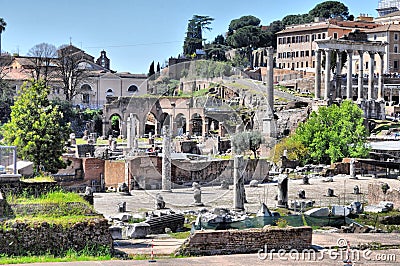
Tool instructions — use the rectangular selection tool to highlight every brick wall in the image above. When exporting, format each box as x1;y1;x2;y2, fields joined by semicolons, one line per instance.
104;160;125;188
177;226;312;256
368;182;400;208
82;158;104;182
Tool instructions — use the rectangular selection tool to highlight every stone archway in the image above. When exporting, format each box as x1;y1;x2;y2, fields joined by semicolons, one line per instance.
109;113;122;137
191;113;203;136
175;113;186;136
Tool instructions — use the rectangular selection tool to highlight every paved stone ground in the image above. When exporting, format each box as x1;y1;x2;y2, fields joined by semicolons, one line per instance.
94;174;400;218
92;174;400;258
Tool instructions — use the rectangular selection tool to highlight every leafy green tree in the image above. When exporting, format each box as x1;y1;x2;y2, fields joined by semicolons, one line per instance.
232;131;263;158
272;136;308;164
309;1;349;20
1;80;71;174
183;15;214;56
293;100;369;164
0;18;6;54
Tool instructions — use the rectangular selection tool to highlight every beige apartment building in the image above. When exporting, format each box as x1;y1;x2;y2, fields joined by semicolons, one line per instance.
276;18;380;73
2;45;148;109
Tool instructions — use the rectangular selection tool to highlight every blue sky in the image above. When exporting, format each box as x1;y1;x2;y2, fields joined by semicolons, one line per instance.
1;0;378;74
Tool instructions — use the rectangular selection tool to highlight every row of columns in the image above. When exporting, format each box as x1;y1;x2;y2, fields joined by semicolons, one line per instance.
314;49;385;102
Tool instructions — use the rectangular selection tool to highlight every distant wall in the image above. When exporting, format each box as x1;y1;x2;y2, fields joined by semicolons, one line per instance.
104;160;125;188
177;226;312;256
368;182;400;208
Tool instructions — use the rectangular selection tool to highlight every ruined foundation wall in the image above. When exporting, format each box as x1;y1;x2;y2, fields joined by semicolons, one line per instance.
0;219;113;256
177;226;312;256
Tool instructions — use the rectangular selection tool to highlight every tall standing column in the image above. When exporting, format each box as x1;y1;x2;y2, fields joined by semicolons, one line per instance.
233;155;245;211
162;125;172;192
266;47;274;114
324;49;332;100
358;50;364;101
346;50;353;100
335;50;343;99
378;52;385;100
368;51;375;100
315;49;322;100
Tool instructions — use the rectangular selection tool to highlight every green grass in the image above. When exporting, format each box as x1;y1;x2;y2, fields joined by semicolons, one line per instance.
7;190;88;205
0;246;112;264
168;231;191;239
20;175;55;183
4;190;101;226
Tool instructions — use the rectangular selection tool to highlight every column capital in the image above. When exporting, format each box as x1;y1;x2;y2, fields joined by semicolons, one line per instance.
358;50;364;55
346;49;353;54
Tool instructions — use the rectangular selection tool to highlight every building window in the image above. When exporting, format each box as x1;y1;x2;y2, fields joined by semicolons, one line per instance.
127;85;139;94
317;33;321;39
106;88;114;97
366;62;369;70
395;33;398;41
287;37;291;43
306;50;310;56
374;34;377;40
333;32;338;39
312;34;315;41
322;33;326;39
394;60;399;70
306;61;309;68
395;45;399;53
82;94;90;104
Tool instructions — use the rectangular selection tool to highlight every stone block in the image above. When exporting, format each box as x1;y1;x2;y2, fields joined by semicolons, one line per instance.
109;226;123;240
304;207;330;217
113;213;132;222
249;180;259;187
126;222;150;239
331;205;351;217
364;205;388;213
379;201;394;211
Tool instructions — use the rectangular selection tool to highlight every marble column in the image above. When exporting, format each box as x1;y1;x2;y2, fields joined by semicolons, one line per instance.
378;52;385;100
126;113;136;150
358;50;364;101
233;155;245;211
162;125;172;192
335;50;343;98
266;47;274;114
324;49;332;100
314;49;322;100
346;50;353;100
368;52;375;100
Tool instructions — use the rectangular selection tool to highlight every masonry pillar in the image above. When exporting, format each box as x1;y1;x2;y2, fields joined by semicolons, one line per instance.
162;125;172;192
262;47;276;138
368;51;375;100
266;47;274;114
233;155;245;211
314;49;321;100
346;50;353;100
378;52;385;100
335;50;343;99
126;113;136;150
324;49;332;100
358;50;364;101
